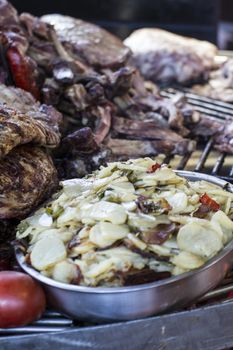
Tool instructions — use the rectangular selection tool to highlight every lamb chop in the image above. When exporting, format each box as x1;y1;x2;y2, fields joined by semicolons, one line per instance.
124;28;217;86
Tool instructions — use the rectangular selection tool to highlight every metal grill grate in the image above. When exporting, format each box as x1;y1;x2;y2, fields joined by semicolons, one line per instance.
1;90;233;337
0;311;74;335
160;88;233;182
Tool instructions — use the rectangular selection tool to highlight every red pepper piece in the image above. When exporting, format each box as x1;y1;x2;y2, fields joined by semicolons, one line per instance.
6;45;40;100
147;163;161;173
199;193;220;212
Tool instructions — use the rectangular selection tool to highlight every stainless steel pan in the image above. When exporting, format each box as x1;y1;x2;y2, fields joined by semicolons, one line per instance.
15;171;233;322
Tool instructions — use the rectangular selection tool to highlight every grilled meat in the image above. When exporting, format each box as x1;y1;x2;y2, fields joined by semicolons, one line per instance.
41;14;131;70
105;137;195;159
0;1;231;184
0;85;61;221
0;82;61;159
124;28;217;85
0;0;41;97
0;83;61;124
214;122;233;154
0;145;58;219
111;116;195;151
0;84;61;220
192;58;233;103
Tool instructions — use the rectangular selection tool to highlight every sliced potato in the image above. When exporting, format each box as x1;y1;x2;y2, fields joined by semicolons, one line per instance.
127;233;147;250
109;181;135;193
52;260;80;284
177;222;223;258
165;192;188;214
211;210;233;244
57;207;81;225
171;251;205;270
172;266;189;275
85;201;127;224
62;178;92;196
148;244;172;257
70;241;96;255
128;212;156;230
85;259;115;278
38;213;53;227
31;236;67;271
89;222;129;248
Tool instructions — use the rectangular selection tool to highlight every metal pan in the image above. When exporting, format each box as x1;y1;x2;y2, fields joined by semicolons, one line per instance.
15;171;233;323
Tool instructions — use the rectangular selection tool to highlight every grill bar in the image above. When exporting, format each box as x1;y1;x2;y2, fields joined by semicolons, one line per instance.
230;167;233;177
177;152;192;170
199;283;233;302
0;311;74;335
32;318;72;326
161;88;233;122
161;88;233;182
0;326;71;335
194;138;214;172
212;153;226;175
161;88;233;115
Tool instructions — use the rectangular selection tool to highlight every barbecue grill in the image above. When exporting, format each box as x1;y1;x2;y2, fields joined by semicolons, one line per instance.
1;91;233;350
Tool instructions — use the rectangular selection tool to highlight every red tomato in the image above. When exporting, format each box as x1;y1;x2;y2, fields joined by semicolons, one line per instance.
0;271;46;328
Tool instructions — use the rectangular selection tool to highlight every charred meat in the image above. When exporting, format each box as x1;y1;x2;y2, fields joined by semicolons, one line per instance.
0;145;58;219
0;1;231;186
0;100;61;158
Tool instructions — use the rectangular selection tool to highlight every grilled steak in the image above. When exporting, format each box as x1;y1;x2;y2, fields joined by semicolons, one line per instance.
124;28;217;85
0;145;58;219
